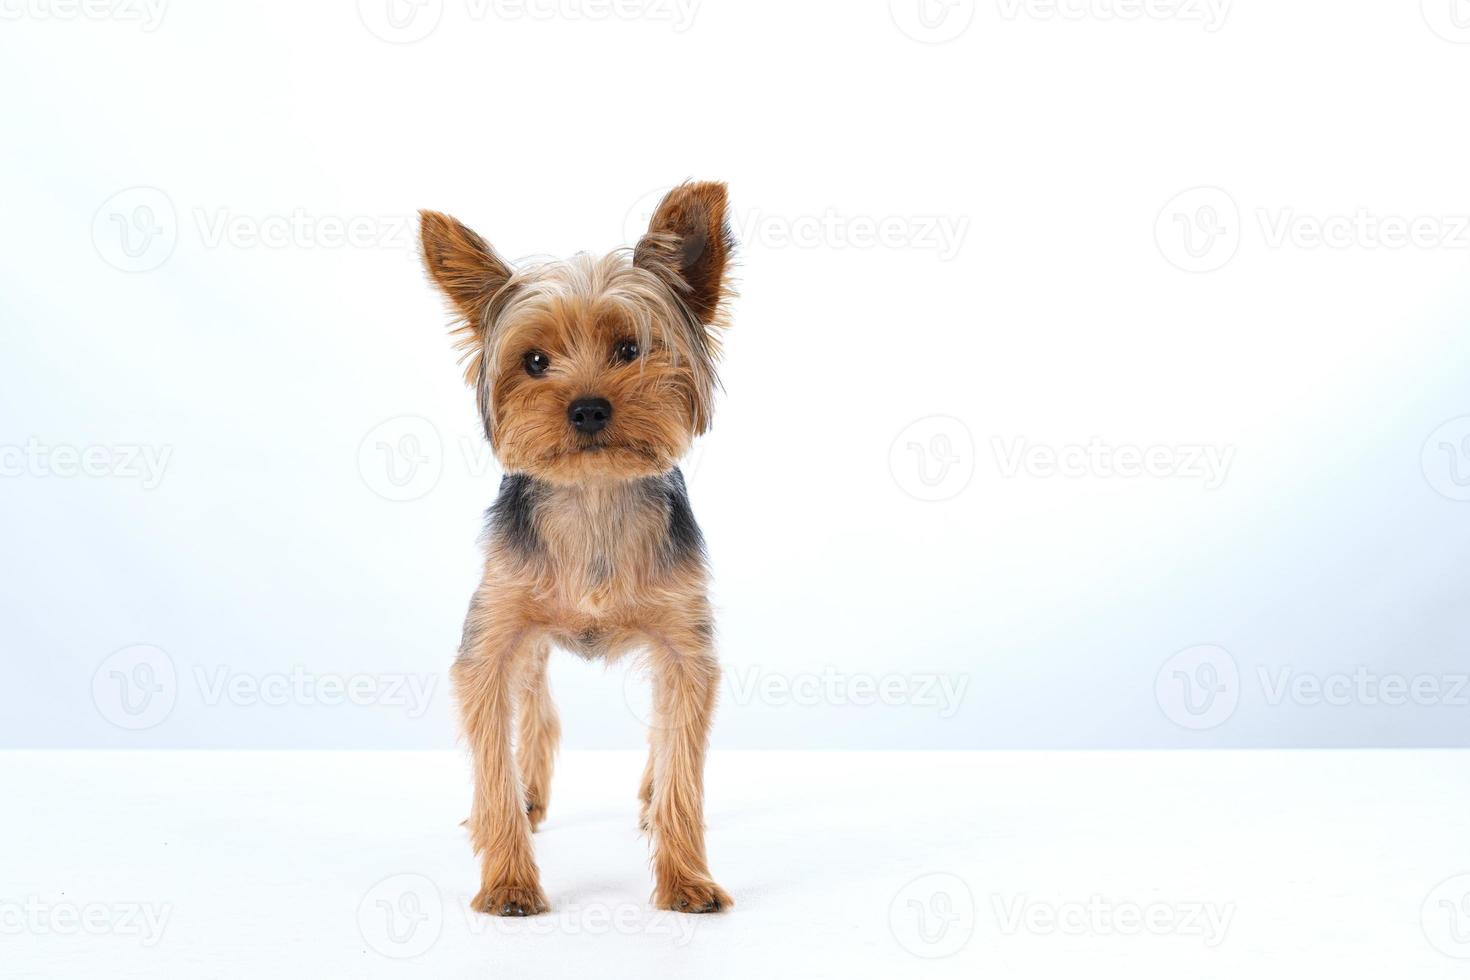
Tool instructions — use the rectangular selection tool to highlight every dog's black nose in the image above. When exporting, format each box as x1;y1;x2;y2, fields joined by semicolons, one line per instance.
567;397;612;434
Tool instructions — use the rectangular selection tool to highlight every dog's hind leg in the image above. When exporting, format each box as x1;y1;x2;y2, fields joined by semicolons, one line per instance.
516;639;559;832
637;731;655;833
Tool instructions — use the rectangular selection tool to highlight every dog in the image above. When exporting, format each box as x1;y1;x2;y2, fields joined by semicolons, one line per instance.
417;181;735;916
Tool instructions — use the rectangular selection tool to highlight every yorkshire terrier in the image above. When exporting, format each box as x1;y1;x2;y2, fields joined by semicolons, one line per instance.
417;182;735;916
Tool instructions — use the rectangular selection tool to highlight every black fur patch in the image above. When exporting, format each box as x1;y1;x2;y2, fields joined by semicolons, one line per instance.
486;473;542;557
659;467;706;567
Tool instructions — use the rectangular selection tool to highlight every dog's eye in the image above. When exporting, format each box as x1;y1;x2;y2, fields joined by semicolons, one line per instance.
614;339;639;363
523;351;550;377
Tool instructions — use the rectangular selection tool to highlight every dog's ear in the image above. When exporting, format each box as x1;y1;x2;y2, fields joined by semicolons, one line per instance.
419;210;512;327
633;181;734;327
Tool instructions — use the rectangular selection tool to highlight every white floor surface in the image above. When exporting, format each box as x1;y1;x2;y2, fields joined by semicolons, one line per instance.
4;750;1468;978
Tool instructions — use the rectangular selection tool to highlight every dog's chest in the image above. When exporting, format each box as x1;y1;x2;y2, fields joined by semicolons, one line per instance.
534;481;666;616
487;471;704;638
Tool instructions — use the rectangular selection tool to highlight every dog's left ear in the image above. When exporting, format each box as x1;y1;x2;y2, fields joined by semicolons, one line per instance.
633;181;735;326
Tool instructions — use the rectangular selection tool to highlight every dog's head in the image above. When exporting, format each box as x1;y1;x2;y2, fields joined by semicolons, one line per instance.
419;182;734;484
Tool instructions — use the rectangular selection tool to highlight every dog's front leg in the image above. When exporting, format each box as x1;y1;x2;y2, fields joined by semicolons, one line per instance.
451;597;548;916
646;620;732;913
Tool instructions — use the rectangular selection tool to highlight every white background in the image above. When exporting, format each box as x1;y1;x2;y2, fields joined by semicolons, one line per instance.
4;0;1470;751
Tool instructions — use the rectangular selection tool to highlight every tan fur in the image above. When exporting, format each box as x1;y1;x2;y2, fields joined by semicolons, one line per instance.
516;641;557;832
421;183;736;915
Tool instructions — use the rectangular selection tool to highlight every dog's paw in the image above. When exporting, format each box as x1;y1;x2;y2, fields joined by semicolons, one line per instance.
526;801;547;833
655;878;732;914
471;883;549;917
